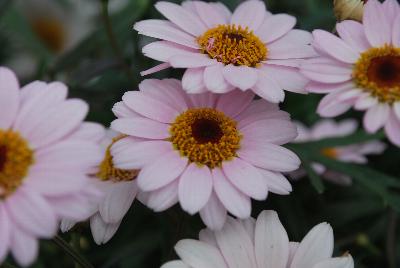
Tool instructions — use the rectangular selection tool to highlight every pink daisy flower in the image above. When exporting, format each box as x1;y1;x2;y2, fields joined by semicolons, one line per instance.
161;210;354;268
110;79;300;230
0;67;103;266
300;0;400;146
291;119;386;186
133;0;316;102
61;130;140;245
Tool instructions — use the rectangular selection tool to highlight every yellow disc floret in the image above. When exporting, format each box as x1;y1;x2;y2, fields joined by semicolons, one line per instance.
97;135;138;182
0;130;34;198
197;24;267;67
352;45;400;104
169;108;241;168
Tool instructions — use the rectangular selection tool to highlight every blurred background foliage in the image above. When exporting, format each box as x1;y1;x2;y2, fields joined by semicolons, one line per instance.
0;0;399;267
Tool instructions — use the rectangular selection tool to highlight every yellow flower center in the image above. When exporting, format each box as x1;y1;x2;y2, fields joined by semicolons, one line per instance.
0;130;34;198
31;17;66;53
169;108;241;168
197;24;267;67
321;147;338;159
97;135;138;182
352;45;400;104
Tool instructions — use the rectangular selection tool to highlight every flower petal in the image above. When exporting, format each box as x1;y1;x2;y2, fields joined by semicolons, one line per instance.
200;191;227;230
0;67;19;129
336;20;370;52
182;68;208;94
256;14;296;43
363;0;392;47
252;72;285;103
90;213;121;245
363;104;390;133
111;118;170;139
312;256;354;268
216;89;254;118
10;229;38;267
145;180;179;212
230;0;266;30
223;65;258;91
204;63;235;93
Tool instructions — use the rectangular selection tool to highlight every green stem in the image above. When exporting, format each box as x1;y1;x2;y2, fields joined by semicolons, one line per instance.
52;235;94;268
386;209;397;268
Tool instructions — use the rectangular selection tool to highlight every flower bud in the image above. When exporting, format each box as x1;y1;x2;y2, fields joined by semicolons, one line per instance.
333;0;366;22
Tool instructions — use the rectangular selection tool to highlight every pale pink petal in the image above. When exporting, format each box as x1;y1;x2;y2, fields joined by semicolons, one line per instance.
179;163;213;214
354;94;378;110
215;217;257;268
222;65;258;91
122;91;179;123
141;63;171;76
305;81;354;94
161;260;190;268
189;92;217;108
363;0;392;46
265;59;303;68
49;194;97;221
112;139;172;169
182;68;208;93
382;0;400;22
90;213;121;245
19;81;46;102
0;205;10;262
252;72;285;103
193;1;228;27
290;223;334;268
317;90;352;117
288;242;300;266
267;43;316;59
238;110;290;129
200;191;227;230
204;63;235;93
385;112;400;146
10;229;38;267
27;99;89;149
60;219;76;233
258;169;292;195
269;29;312;46
336;88;363;102
134;20;198;48
170;53;216;68
216;90;254;118
238;140;300;172
313;256;354;268
13;83;67;136
68;122;105;142
336;20;370;52
99;181;137;223
222;157;268;200
212;168;251;219
112;101;140;118
6;188;57;238
142;41;197;62
145;180;179;212
300;57;353;84
235;99;280;121
312;30;359;63
231;0;266;30
138;151;188;191
199;229;218;247
0;67;19;129
256;14;296;43
111;118;170;139
394;102;400;120
255;211;289;268
212;2;232;21
155;2;207;36
261;65;309;93
240;119;297;145
240;218;256;240
393;14;400;47
363;104;390;133
175;239;228;268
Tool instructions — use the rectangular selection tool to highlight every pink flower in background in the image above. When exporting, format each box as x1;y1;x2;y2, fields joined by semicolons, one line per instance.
291;119;386;185
0;67;103;266
61;130;140;245
161;210;354;268
110;79;300;230
134;0;316;102
301;0;400;146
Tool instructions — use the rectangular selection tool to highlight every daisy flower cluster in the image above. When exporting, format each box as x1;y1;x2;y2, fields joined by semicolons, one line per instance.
0;0;398;266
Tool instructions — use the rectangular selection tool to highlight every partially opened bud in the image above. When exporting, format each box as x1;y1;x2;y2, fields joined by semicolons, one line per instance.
333;0;366;22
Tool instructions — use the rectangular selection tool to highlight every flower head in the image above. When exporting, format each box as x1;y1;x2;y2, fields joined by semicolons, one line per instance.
110;79;300;230
292;119;386;185
134;0;316;102
61;130;140;245
0;67;103;266
301;0;400;146
162;210;354;268
333;0;367;22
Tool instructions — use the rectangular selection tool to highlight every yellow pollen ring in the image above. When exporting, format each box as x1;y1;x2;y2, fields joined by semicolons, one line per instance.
97;135;138;182
197;24;267;67
169;108;241;168
352;45;400;104
0;130;34;198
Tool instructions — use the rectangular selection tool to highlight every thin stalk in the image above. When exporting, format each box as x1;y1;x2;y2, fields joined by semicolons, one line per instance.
52;235;94;268
386;209;398;268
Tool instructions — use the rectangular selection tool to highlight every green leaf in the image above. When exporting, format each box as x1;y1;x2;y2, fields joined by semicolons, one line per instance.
301;158;325;194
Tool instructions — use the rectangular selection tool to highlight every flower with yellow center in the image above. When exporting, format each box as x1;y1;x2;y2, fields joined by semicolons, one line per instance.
110;79;300;230
301;0;400;146
135;0;315;100
0;130;34;198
